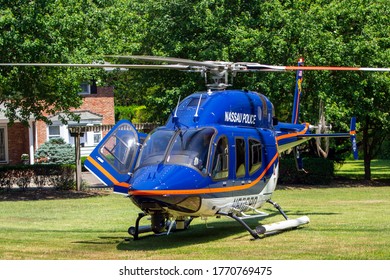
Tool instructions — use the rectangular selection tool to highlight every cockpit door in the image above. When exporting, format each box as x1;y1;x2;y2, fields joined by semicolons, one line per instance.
84;120;140;194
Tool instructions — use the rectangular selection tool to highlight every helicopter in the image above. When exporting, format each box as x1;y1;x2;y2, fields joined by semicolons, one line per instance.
81;55;387;240
1;56;389;240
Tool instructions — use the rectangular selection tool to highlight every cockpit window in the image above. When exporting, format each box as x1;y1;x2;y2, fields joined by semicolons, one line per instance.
167;128;214;173
135;127;215;174
211;136;229;180
136;129;174;168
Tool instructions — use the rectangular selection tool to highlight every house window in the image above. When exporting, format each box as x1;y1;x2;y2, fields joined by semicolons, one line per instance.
48;125;61;139
93;131;102;144
0;126;7;162
79;82;91;95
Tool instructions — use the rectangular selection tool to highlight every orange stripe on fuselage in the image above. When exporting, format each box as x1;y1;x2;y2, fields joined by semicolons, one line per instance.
129;153;279;196
276;123;310;142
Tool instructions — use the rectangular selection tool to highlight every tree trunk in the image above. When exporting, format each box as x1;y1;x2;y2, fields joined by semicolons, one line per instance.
363;153;371;180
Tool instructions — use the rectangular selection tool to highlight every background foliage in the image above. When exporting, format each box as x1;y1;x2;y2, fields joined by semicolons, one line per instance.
1;0;389;179
278;157;334;185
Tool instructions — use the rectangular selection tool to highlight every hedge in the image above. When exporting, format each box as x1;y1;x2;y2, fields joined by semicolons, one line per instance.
0;158;334;190
0;164;76;190
278;157;334;185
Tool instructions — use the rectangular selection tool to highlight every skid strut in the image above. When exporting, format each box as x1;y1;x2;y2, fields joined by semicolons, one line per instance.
222;199;309;240
227;213;260;239
129;212;148;240
267;199;289;220
128;213;194;240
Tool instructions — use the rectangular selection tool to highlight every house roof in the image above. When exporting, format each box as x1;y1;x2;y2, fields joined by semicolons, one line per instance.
49;110;103;125
0;103;35;123
1;105;104;125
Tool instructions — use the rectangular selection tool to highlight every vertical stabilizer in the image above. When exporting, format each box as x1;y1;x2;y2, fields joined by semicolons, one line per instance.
291;58;304;124
350;117;358;160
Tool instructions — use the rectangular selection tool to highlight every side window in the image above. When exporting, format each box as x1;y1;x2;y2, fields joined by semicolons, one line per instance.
235;138;246;178
211;136;229;180
249;139;262;174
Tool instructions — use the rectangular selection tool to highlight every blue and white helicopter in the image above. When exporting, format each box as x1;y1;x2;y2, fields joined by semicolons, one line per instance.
82;56;381;240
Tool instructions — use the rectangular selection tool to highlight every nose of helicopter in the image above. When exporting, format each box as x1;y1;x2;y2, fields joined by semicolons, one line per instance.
130;164;207;193
128;164;208;213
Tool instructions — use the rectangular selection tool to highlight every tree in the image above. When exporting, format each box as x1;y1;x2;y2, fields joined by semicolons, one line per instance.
0;0;142;124
126;0;390;180
1;0;389;180
302;0;390;179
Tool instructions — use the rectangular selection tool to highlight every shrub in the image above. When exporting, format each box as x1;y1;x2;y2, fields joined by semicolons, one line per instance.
14;167;34;190
47;164;76;190
35;138;75;164
81;156;88;171
278;157;334;185
0;168;16;190
0;164;76;190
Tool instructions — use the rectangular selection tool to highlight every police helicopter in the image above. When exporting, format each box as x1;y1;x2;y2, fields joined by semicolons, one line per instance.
82;56;388;240
1;57;389;240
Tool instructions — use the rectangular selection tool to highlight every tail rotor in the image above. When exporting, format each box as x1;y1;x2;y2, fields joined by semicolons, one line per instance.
315;100;331;158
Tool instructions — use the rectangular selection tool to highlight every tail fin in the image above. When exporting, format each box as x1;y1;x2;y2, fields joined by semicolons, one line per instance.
291;58;304;124
350;117;358;160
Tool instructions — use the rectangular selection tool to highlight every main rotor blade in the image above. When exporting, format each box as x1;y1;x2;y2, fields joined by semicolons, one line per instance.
106;55;220;68
2;61;388;72
284;66;390;71
0;62;190;70
237;63;390;72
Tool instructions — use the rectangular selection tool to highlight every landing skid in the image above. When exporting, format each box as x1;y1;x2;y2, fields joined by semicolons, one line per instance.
221;199;310;240
127;199;309;241
128;213;193;240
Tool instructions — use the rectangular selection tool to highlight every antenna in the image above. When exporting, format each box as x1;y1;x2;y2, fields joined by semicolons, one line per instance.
172;95;181;126
193;94;203;123
174;95;181;118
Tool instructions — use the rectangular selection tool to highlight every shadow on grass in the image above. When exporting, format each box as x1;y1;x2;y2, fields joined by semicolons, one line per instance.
69;221;256;249
113;209;339;251
0;188;110;201
115;221;261;251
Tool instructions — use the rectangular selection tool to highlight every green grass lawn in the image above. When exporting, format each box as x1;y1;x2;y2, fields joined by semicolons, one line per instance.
1;185;389;260
335;159;390;180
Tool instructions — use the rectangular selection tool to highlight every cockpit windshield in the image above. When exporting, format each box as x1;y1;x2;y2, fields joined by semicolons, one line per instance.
135;127;215;173
136;129;174;167
167;128;214;173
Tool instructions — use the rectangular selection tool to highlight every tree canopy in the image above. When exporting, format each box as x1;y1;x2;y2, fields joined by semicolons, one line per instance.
1;0;389;179
0;0;141;124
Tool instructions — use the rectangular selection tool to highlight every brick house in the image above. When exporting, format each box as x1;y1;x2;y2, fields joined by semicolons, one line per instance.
0;86;115;165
